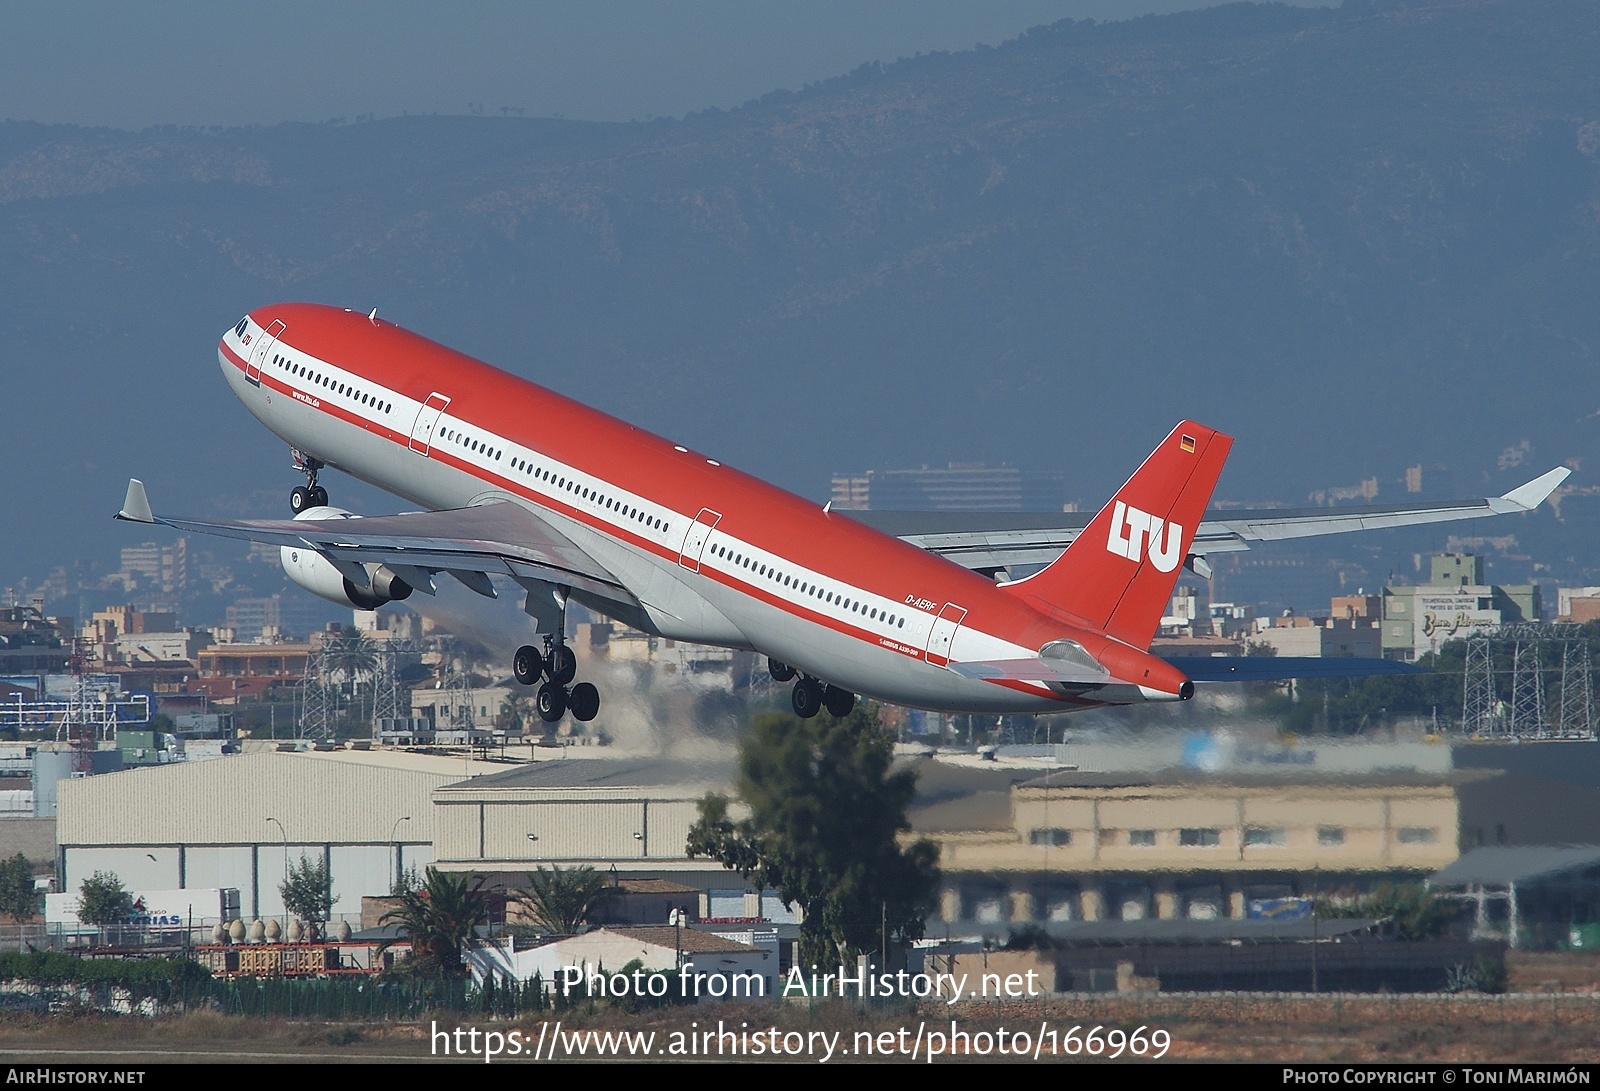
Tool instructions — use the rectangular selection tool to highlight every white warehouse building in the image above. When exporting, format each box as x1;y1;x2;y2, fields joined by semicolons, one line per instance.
54;748;502;922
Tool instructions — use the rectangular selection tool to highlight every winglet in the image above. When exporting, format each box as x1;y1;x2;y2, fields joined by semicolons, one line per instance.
116;479;155;523
1498;466;1571;512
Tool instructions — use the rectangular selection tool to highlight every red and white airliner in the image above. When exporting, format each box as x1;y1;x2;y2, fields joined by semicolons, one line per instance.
116;304;1568;725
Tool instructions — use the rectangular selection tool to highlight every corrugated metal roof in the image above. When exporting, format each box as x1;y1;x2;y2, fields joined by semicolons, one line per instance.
1430;844;1600;887
1015;769;1486;791
57;751;451;846
291;747;514;777
438;758;734;793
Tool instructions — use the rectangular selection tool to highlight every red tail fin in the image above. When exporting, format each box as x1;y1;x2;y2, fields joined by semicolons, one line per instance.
1001;421;1232;647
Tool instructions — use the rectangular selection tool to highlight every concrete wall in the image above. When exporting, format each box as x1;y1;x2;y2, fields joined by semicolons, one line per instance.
0;818;56;866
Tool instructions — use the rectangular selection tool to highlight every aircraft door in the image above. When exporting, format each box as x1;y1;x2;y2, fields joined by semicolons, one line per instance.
678;508;722;572
924;603;968;668
245;320;285;386
408;392;451;454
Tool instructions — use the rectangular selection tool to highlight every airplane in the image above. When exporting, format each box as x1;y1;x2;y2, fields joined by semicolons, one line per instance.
115;303;1570;724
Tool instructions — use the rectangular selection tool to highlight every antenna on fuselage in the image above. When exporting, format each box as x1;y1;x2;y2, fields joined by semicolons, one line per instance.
368;308;378;323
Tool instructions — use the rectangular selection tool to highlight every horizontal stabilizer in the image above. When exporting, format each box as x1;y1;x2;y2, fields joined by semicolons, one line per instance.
949;658;1111;686
1162;656;1425;682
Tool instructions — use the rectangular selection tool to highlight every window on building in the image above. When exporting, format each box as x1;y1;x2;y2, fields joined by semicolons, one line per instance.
1128;830;1156;847
1317;826;1346;846
1179;828;1220;847
1244;826;1287;847
1028;828;1071;847
1396;827;1438;845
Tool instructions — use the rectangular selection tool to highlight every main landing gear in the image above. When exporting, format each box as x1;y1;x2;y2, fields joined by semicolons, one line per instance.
769;659;855;719
289;451;328;514
514;639;600;723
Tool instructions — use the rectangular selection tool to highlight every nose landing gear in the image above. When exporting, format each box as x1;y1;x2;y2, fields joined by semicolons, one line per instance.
289;450;328;513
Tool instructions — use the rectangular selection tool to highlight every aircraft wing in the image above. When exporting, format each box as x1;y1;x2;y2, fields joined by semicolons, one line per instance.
115;479;631;604
846;467;1570;576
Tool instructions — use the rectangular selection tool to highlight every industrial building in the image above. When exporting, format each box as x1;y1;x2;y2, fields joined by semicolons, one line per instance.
910;736;1600;935
47;725;1600;952
53;747;498;923
829;463;1071;513
469;925;778;998
53;748;796;928
427;757;796;920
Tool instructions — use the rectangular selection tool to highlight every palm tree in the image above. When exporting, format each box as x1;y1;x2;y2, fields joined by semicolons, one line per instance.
497;693;535;736
515;864;614;934
328;630;378;719
379;867;490;978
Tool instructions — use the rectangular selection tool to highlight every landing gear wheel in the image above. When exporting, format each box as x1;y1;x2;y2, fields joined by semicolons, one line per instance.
290;486;311;514
768;658;797;683
308;485;328;508
569;682;600;722
513;645;544;686
548;644;577;686
791;678;822;719
822;686;856;718
536;682;567;723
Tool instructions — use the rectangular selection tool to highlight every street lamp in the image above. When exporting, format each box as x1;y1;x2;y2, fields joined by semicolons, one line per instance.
265;817;288;934
669;906;684;972
389;815;412;894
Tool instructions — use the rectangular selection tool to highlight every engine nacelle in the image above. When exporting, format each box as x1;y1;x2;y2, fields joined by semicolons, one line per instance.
280;506;413;610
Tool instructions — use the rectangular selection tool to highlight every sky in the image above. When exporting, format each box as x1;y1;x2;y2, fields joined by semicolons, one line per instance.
0;1;1327;130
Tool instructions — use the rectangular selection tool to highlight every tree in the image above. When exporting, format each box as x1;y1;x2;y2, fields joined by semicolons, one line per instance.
390;865;424;897
77;871;133;929
279;854;336;937
0;854;38;923
687;706;940;967
379;867;490;978
497;693;536;736
515;865;613;934
1317;882;1456;941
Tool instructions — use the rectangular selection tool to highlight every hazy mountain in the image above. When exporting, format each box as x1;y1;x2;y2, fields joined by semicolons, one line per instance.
4;0;1600;606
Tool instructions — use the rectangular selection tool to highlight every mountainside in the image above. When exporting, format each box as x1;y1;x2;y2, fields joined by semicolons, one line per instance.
4;0;1600;600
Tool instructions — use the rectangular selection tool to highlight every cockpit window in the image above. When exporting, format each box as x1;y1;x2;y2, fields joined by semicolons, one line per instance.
234;318;249;337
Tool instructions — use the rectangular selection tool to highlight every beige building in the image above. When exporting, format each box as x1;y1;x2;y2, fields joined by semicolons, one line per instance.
913;762;1476;927
1250;616;1382;658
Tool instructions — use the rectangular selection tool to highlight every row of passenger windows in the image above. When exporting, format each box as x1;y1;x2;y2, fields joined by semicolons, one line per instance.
277;354;394;416
499;453;669;535
242;316;901;634
439;426;502;462
707;543;906;629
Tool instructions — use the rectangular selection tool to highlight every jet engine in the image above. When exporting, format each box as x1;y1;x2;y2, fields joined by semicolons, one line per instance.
280;507;413;610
